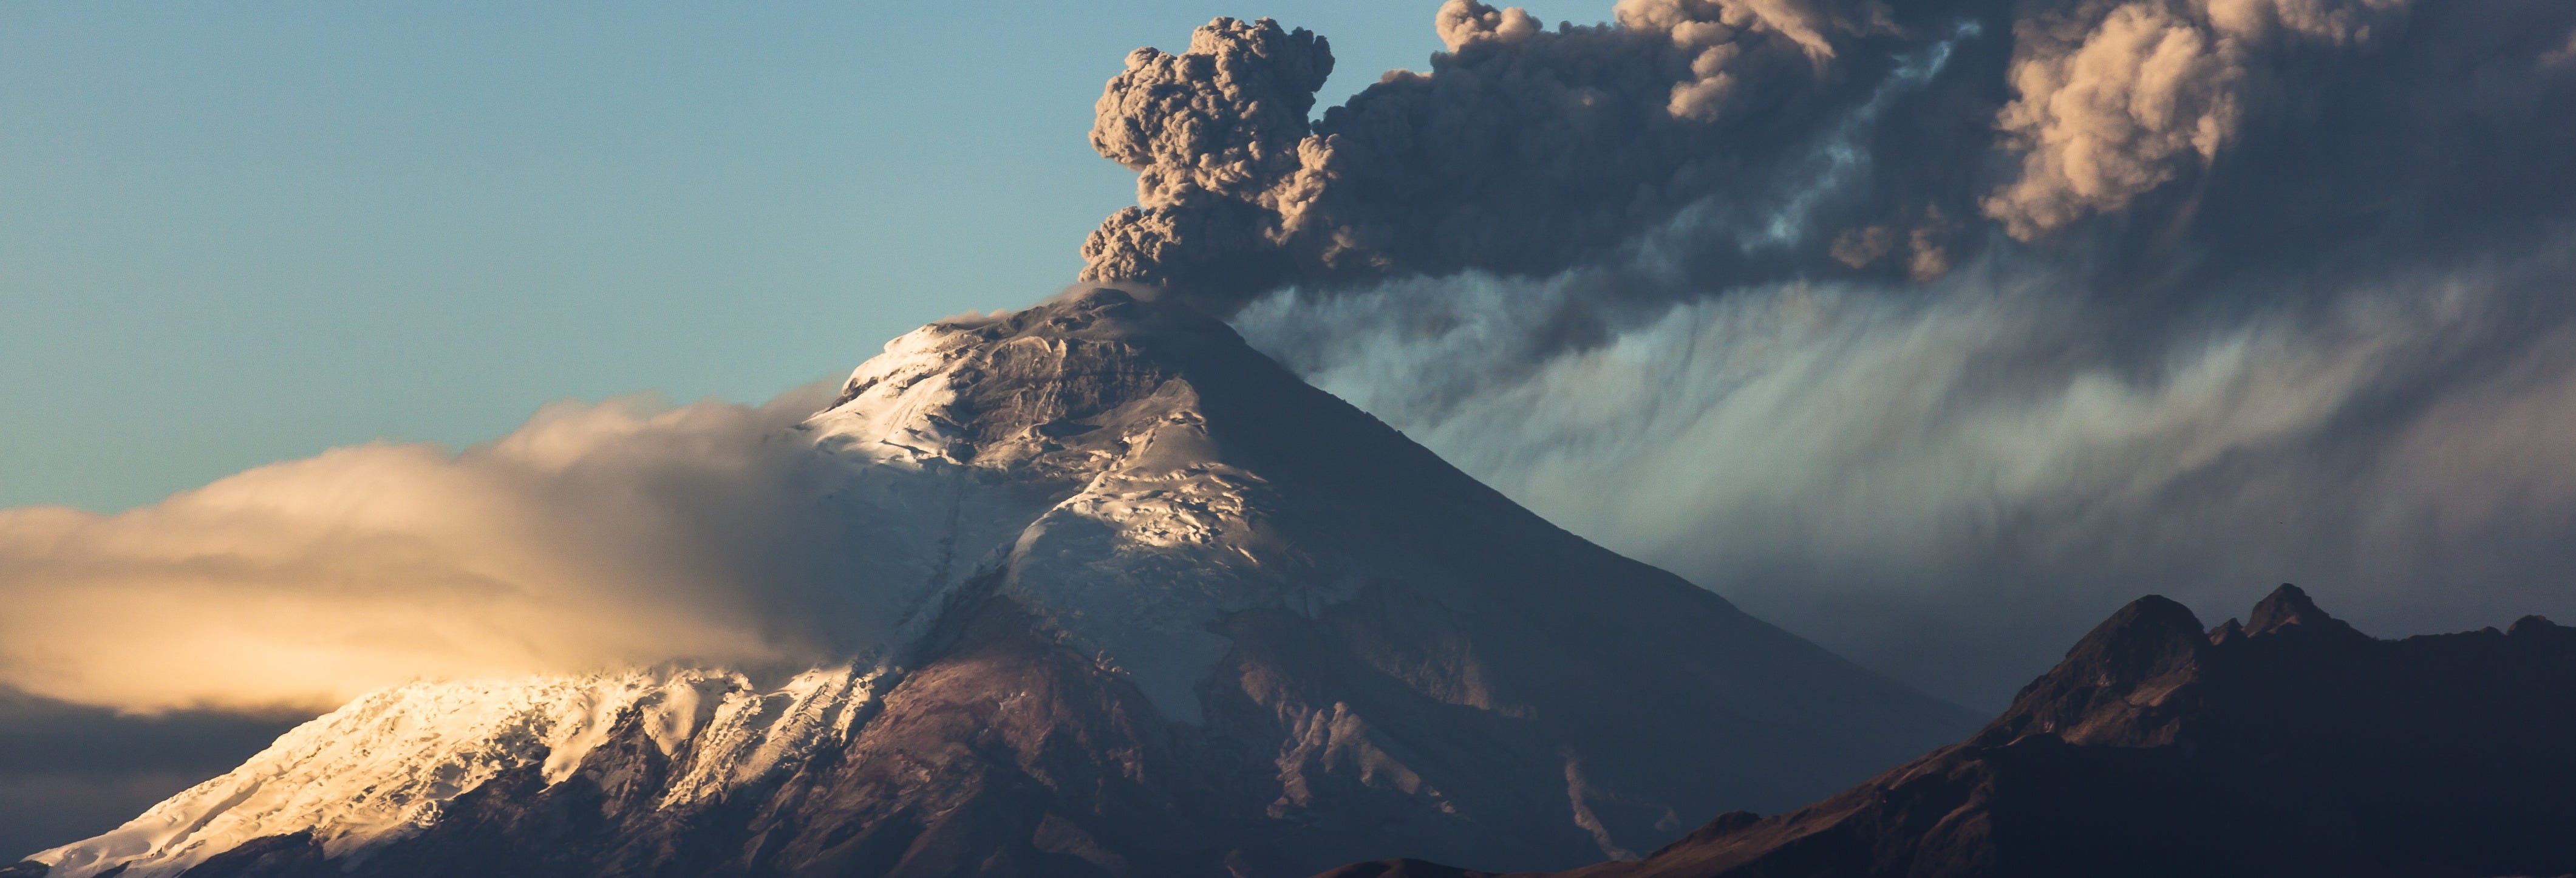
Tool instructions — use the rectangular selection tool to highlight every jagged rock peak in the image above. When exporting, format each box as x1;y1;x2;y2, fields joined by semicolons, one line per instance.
2244;583;2363;639
1983;587;2387;748
2207;618;2247;645
1980;595;2206;747
2059;596;2206;684
1404;587;2576;878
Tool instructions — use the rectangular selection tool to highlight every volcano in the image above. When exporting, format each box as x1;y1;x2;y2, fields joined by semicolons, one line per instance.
15;289;1971;878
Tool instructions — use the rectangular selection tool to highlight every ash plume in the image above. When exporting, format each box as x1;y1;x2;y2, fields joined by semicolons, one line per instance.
1082;0;2576;315
1080;0;1981;309
1983;0;2411;239
1094;0;2576;704
1082;17;1335;300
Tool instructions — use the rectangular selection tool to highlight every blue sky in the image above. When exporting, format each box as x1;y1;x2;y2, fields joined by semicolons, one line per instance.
0;1;1593;512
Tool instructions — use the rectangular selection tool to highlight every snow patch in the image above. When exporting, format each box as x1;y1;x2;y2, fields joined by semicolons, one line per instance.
33;667;880;878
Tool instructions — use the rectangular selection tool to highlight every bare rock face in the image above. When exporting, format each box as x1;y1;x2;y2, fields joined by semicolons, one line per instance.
20;289;1972;878
1409;585;2576;878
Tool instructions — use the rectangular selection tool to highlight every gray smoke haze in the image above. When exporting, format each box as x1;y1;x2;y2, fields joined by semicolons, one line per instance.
1095;0;2576;706
1239;240;2576;707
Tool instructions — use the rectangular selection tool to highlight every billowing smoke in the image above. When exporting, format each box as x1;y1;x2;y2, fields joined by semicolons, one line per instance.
0;386;862;713
1983;0;2408;238
1097;0;2576;704
1084;0;2576;313
1081;0;1988;308
1083;17;1336;301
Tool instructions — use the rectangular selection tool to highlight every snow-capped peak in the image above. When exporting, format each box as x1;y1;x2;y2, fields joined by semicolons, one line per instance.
800;288;1366;718
36;289;1366;876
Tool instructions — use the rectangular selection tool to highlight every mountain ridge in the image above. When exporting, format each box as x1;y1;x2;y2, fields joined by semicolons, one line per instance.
1317;584;2576;878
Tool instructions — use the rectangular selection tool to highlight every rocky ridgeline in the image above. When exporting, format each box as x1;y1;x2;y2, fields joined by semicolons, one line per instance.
1323;585;2576;878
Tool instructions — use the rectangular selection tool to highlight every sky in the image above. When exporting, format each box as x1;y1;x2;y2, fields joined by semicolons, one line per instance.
0;1;1586;514
0;1;1595;854
8;0;2576;860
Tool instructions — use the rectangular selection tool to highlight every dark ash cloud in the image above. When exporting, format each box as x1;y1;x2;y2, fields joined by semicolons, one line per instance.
1080;0;2005;309
1092;0;2576;706
1082;0;2576;317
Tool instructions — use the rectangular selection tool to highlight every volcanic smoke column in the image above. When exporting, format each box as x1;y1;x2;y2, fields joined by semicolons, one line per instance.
1077;0;1938;310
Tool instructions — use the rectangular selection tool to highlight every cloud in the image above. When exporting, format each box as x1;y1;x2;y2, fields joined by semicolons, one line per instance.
1981;0;2407;239
1078;0;1960;308
1238;234;2576;707
1078;0;2576;315
1066;0;2576;707
0;384;859;713
1982;2;2246;239
1080;16;1337;302
2548;29;2576;67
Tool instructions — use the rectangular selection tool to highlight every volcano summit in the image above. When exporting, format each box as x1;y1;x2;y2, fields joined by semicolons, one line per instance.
17;290;1971;878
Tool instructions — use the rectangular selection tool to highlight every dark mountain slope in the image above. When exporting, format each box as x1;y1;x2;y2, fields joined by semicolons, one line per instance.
1318;584;2576;878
